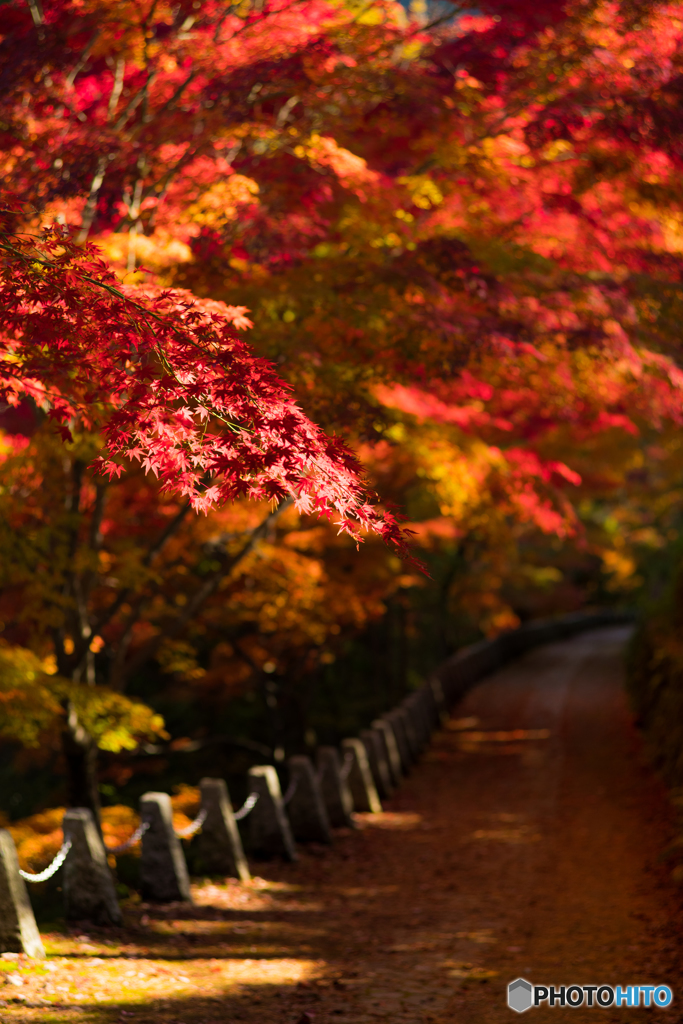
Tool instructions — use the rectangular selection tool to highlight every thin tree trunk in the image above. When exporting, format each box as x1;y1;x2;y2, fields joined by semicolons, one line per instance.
118;498;292;684
61;700;102;833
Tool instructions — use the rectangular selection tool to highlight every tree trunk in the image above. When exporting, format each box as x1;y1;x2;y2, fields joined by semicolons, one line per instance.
61;701;102;833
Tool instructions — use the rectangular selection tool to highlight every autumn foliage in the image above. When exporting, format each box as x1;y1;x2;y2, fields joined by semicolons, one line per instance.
1;0;683;813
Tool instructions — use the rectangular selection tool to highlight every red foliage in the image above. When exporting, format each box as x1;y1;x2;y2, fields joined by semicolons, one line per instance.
0;210;410;555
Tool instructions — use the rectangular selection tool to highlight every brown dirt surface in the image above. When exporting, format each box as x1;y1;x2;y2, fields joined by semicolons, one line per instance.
3;625;683;1023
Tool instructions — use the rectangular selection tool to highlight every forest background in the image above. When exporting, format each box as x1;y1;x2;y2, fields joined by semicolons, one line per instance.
1;0;683;873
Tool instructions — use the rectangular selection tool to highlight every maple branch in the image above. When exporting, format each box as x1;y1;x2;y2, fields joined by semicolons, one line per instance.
91;498;193;639
114;72;158;133
126;175;145;272
152;0;302;125
0;236;205;368
65;31;101;89
144;143;210;231
117;497;293;684
107;58;125;122
150;68;199;122
141;0;161;33
0;235;194;342
76;155;108;245
25;0;43;27
277;95;300;127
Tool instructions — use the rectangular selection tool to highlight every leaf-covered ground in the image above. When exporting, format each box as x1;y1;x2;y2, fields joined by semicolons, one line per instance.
3;626;683;1023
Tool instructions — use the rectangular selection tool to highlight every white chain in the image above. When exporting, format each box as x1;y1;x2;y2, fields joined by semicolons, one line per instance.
19;839;72;883
233;792;259;820
105;820;150;854
174;807;207;838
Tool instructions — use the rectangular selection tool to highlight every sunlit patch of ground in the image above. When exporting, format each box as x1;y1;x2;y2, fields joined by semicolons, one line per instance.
0;909;326;1022
0;858;470;1023
353;812;423;830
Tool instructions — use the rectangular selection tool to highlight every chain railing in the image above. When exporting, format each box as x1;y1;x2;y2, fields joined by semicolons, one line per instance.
104;821;150;855
19;838;72;883
233;792;259;821
174;807;207;838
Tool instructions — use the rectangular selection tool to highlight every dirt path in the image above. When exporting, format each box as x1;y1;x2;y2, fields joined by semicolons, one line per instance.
5;625;683;1023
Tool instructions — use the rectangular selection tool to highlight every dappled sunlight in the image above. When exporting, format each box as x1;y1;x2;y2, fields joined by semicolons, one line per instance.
209;956;321;985
454;728;551;755
191;877;322;915
353;812;423;830
440;716;553;756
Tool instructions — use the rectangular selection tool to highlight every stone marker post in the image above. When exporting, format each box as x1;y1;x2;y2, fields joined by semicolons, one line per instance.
398;706;420;759
316;746;355;828
140;793;192;903
63;808;122;925
421;680;441;729
341;738;382;813
428;675;449;724
0;830;45;958
400;695;423;751
246;766;298;861
416;688;434;744
383;710;413;773
420;680;439;729
285;756;332;844
196;778;250;882
360;728;393;799
371;719;403;787
403;692;430;749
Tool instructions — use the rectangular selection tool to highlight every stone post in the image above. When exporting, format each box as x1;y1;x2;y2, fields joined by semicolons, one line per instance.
383;710;413;773
63;808;122;925
417;688;434;743
285;756;332;844
420;680;440;729
316;746;355;828
140;793;192;903
196;778;250;882
246;766;298;861
0;830;45;958
371;719;403;786
360;728;393;799
400;695;423;750
341;738;382;813
398;705;421;759
403;692;430;749
428;674;449;724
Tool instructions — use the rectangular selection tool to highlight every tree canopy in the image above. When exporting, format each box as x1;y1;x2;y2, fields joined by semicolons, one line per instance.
1;0;683;809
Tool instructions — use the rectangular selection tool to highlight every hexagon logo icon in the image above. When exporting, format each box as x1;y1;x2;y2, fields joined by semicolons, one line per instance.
508;978;533;1013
